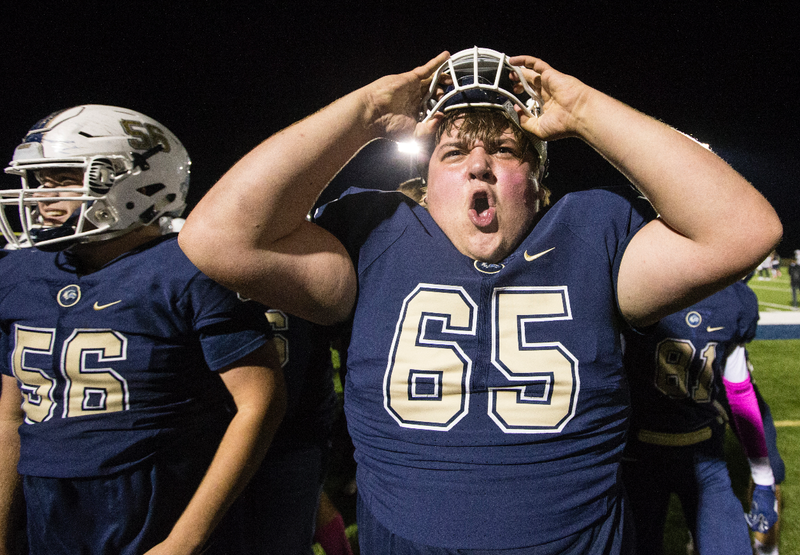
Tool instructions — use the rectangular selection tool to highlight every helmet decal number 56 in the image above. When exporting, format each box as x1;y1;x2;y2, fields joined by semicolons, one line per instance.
384;284;579;433
120;120;172;153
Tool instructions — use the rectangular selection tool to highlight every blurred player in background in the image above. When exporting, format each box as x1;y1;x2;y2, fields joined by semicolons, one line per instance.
621;280;778;555
179;47;781;553
213;308;348;554
789;250;800;309
0;105;286;555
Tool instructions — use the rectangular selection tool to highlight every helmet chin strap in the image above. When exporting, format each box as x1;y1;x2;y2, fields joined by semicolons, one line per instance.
75;225;140;245
29;207;132;251
29;212;82;251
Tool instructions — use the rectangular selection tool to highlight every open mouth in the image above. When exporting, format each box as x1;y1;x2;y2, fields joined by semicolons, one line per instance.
474;194;490;214
469;191;496;228
38;207;72;226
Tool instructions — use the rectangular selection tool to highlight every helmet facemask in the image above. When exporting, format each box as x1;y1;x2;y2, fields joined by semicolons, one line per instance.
420;47;547;177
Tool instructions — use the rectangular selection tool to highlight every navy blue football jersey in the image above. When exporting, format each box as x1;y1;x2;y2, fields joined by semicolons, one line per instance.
211;309;338;554
0;235;271;478
314;186;654;549
622;281;758;434
261;309;337;450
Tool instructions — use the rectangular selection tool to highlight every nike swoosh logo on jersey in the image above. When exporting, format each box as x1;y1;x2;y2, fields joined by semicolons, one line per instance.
706;326;725;332
93;300;122;311
524;247;555;262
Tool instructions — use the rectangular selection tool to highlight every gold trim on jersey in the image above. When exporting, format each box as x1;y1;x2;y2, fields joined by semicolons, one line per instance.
637;426;712;446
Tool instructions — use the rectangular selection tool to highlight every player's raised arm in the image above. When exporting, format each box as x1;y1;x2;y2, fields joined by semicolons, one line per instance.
508;55;782;327
179;52;450;325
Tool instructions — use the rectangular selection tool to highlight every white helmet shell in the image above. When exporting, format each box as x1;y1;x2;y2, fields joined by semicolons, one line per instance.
1;105;190;250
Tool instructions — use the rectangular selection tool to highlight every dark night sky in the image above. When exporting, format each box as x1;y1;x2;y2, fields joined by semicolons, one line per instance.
2;3;798;255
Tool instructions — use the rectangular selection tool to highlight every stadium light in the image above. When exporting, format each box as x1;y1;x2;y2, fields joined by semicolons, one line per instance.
397;141;421;155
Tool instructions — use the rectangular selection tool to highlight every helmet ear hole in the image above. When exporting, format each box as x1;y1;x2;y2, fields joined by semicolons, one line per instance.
87;159;116;194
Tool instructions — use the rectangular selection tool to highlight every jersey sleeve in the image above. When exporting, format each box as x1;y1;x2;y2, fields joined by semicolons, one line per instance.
546;186;657;325
313;187;418;263
733;281;759;343
183;271;273;372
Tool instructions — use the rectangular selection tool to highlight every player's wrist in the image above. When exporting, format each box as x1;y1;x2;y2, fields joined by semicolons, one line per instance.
568;88;628;148
750;457;775;487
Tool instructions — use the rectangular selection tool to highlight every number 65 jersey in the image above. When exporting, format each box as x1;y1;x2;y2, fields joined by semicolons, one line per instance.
315;186;654;549
0;235;271;479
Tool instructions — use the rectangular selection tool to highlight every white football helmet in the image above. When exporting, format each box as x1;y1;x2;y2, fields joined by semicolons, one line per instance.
420;46;547;171
0;105;190;250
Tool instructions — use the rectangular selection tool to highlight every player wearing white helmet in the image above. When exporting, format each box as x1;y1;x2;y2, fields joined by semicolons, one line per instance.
180;48;781;553
1;104;189;250
0;105;286;555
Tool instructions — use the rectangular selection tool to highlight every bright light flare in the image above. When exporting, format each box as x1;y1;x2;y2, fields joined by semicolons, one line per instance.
397;141;421;155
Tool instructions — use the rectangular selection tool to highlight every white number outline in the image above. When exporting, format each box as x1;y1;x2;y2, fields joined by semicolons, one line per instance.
61;329;130;417
383;284;580;434
489;286;580;434
11;325;130;422
12;325;57;424
654;338;717;403
384;284;476;431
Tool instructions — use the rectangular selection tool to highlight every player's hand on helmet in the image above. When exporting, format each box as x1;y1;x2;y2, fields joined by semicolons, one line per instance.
745;484;779;533
362;51;450;142
507;55;597;142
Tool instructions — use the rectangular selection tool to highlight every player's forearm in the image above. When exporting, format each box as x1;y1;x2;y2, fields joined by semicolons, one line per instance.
153;369;286;554
724;376;774;485
577;88;781;277
158;411;281;554
0;385;23;555
0;433;22;555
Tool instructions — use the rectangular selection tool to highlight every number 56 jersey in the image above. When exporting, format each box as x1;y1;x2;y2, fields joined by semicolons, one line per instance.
315;186;654;549
0;235;271;479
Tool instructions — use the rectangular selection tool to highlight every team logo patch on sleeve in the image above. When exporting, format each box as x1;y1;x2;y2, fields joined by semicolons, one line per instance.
57;284;82;307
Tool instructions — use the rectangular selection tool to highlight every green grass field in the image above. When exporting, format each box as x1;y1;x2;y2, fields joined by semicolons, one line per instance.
318;271;800;554
748;267;798;312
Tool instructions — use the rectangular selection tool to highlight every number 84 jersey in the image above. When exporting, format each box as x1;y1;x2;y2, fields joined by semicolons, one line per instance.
315;186;654;549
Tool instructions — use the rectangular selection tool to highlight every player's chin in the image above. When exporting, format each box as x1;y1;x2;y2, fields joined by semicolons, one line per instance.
41;218;68;227
468;236;512;263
